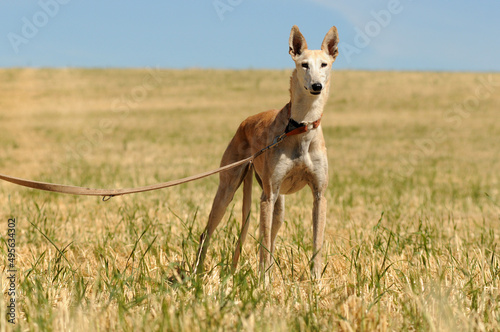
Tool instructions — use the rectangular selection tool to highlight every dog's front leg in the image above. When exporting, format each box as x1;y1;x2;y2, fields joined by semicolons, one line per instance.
311;189;327;280
259;189;278;283
270;194;285;255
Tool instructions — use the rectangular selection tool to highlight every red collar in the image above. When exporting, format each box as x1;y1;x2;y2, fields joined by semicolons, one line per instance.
285;106;322;137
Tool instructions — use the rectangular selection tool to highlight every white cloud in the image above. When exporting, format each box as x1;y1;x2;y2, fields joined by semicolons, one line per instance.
309;0;364;26
309;0;389;27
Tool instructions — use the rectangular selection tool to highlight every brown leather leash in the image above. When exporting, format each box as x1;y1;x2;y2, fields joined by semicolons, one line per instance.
0;155;255;201
0;111;321;201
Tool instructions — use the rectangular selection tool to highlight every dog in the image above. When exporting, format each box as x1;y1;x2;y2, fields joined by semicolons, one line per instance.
195;25;339;281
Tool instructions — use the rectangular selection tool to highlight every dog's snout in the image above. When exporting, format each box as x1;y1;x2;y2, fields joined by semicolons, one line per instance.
311;83;323;92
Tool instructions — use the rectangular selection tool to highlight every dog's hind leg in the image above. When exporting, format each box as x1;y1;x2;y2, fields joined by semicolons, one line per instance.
231;165;253;271
195;163;249;275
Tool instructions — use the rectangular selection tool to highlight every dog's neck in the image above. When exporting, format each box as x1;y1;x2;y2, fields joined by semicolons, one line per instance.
288;69;330;124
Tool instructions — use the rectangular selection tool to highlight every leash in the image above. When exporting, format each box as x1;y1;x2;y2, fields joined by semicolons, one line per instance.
0;110;321;201
0;154;256;201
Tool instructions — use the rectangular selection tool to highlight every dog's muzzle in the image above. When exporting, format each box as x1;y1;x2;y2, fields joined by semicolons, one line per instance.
305;83;323;95
311;83;322;94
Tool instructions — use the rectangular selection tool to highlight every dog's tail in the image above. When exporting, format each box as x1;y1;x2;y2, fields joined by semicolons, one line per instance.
231;164;253;271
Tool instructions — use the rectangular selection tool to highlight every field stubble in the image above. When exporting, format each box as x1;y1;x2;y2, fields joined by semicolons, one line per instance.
0;68;499;331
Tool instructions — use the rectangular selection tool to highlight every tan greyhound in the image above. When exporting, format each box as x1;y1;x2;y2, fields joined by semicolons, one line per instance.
195;25;339;281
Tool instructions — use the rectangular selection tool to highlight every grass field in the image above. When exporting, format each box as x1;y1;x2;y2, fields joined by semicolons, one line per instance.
0;68;499;331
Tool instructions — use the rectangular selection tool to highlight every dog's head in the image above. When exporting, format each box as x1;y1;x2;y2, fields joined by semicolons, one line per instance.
289;25;339;96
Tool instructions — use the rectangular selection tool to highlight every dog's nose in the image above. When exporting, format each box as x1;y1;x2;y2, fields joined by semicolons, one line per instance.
311;83;323;92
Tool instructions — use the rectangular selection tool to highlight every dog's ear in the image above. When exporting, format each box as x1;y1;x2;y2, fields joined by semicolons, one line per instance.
289;25;308;59
321;26;339;60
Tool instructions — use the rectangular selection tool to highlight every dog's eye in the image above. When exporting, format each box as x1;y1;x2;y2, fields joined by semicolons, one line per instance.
301;63;309;69
321;63;328;68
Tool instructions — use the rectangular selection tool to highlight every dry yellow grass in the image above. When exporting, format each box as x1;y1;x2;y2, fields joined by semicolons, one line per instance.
0;68;499;331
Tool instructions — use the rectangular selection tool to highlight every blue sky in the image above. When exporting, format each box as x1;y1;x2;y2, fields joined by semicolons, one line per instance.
1;0;499;71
